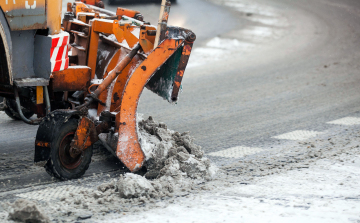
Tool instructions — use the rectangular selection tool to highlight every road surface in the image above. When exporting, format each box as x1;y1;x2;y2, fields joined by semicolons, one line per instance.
0;0;360;221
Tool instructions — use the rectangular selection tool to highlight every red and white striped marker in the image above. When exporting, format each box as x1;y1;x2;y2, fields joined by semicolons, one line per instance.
50;31;70;73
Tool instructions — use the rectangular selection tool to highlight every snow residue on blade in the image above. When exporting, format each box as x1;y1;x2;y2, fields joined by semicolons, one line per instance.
131;28;140;39
128;58;143;75
107;34;118;42
91;79;103;85
68;65;90;69
105;80;116;111
88;108;99;121
120;39;130;49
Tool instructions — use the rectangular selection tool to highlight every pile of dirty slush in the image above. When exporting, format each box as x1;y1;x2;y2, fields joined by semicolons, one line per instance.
2;116;217;222
102;115;217;199
7;116;217;221
6;199;50;223
56;116;217;214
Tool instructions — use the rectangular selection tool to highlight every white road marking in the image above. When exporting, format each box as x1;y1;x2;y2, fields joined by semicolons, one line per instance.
327;117;360;126
17;185;93;201
208;146;263;158
273;130;323;141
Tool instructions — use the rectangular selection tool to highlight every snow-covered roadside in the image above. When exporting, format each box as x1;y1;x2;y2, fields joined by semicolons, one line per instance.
187;0;289;68
105;156;360;223
97;121;360;222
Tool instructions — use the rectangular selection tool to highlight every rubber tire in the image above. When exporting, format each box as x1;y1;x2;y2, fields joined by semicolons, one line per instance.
3;98;34;120
45;118;93;181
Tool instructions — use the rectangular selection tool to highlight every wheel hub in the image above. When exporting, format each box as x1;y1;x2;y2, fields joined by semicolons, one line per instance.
59;132;83;170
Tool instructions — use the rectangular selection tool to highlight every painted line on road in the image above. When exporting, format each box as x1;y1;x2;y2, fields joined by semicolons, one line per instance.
17;185;94;201
327;117;360;126
273;130;324;141
208;146;263;158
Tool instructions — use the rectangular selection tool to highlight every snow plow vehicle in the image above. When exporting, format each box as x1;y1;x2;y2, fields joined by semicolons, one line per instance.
0;0;195;180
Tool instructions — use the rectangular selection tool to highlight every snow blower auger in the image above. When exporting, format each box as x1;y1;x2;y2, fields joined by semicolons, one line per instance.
34;0;196;180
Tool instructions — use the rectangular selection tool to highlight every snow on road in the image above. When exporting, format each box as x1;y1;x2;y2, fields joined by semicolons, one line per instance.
188;0;289;68
107;158;360;223
103;118;360;223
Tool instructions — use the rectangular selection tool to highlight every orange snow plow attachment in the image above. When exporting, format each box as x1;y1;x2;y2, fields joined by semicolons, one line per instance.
34;0;196;179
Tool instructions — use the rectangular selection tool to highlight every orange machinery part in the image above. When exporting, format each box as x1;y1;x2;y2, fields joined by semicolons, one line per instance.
80;0;102;6
50;67;91;92
115;39;183;172
71;117;97;157
116;8;141;18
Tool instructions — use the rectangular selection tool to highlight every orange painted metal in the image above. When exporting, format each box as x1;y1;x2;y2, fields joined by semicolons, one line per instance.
67;3;73;12
80;0;97;5
51;67;91;92
115;39;182;172
70;117;96;157
123;24;139;48
1;0;45;12
97;49;121;115
92;45;140;97
116;8;141;18
110;54;142;113
113;21;126;43
46;0;62;35
35;140;50;148
80;0;104;7
171;38;195;101
92;20;114;34
87;26;100;79
1;0;60;33
75;3;93;16
36;86;44;105
139;26;156;54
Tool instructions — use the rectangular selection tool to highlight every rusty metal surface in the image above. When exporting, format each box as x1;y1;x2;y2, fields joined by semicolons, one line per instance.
1;0;47;31
93;44;141;98
116;7;141;19
159;1;171;43
115;39;182;172
51;67;91;92
171;33;196;101
70;116;96;158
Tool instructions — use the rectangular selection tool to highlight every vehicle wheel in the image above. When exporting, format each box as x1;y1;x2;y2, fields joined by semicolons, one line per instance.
45;118;93;180
3;98;34;120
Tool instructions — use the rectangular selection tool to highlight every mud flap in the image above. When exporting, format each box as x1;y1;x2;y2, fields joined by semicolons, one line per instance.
34;111;80;166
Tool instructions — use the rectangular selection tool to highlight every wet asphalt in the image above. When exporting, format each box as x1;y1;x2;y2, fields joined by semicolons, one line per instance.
1;0;360;192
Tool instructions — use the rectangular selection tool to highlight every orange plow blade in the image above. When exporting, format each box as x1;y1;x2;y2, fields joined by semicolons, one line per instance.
115;39;183;172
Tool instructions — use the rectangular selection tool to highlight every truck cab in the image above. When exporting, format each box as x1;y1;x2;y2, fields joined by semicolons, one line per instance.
0;0;68;121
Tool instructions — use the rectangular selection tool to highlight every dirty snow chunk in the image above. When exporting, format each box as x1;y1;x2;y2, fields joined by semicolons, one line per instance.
138;116;215;180
7;199;50;223
116;173;155;198
180;156;209;179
